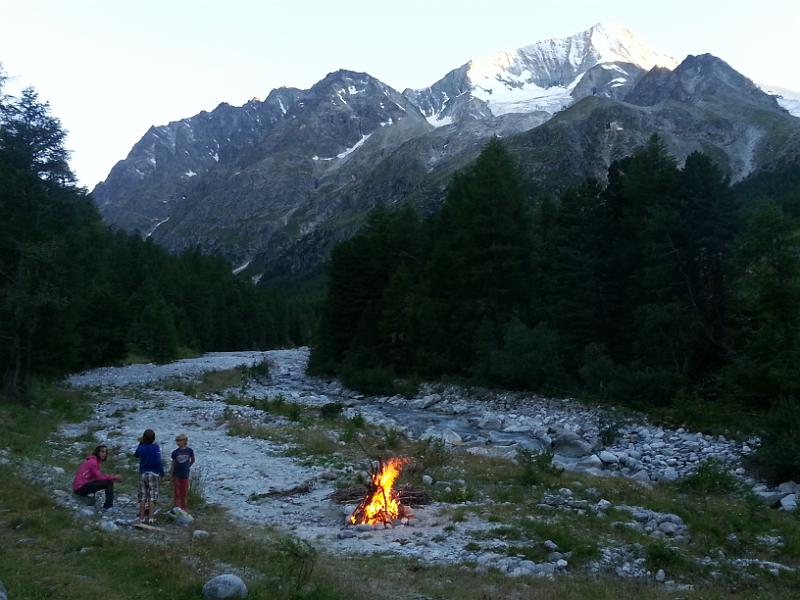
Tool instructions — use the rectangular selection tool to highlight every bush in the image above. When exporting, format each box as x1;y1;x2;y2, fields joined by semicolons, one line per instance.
319;402;344;419
341;365;396;396
679;459;743;495
645;541;687;571
516;448;562;485
579;343;617;399
754;399;800;483
488;319;566;391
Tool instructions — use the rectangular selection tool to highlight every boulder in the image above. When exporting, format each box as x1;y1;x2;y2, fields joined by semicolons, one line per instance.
551;431;592;458
779;494;797;512
599;451;619;464
202;574;248;599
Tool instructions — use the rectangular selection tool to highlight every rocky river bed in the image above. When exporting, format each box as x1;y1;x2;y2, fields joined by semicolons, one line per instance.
18;347;792;582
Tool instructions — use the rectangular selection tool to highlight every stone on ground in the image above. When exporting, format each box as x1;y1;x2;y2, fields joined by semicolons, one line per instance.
202;574;248;599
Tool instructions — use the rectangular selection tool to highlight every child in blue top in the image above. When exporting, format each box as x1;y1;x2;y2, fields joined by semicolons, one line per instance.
134;428;164;523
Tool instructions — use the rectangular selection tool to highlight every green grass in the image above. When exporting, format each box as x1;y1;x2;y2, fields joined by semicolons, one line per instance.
166;367;248;398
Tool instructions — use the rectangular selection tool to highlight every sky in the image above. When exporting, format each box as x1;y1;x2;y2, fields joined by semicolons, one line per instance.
1;0;798;188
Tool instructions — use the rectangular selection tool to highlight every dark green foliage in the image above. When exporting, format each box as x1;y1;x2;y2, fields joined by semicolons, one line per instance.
489;318;565;390
311;134;800;477
516;448;562;485
319;402;344;419
754;400;800;483
678;459;744;495
0;76;314;402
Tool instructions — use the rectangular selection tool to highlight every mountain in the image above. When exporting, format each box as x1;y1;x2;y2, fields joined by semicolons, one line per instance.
92;24;800;281
505;54;800;191
404;22;675;125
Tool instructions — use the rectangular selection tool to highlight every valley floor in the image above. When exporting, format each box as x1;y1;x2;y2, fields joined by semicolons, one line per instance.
1;348;798;599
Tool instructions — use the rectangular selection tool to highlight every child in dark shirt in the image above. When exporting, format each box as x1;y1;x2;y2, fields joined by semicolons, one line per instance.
134;428;164;523
170;433;195;511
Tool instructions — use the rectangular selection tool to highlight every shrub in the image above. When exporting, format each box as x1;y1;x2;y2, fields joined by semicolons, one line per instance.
516;448;562;485
678;459;743;495
754;399;800;483
342;365;396;395
489;319;566;390
579;343;617;399
319;402;344;419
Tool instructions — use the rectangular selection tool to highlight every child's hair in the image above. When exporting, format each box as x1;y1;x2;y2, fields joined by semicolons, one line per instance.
140;429;156;444
92;445;108;461
175;433;188;443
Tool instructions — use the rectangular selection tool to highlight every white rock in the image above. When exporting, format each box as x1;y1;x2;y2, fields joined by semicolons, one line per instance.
597;499;612;510
556;559;568;569
656;569;666;582
99;519;119;533
422;474;434;486
193;529;210;540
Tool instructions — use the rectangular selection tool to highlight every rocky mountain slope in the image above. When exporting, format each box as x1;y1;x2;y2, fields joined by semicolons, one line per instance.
92;24;800;280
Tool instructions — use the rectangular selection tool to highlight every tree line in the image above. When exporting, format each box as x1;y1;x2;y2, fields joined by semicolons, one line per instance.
311;137;800;481
0;74;315;402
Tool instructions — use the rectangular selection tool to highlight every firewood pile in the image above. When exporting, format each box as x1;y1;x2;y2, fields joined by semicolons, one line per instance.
328;483;432;506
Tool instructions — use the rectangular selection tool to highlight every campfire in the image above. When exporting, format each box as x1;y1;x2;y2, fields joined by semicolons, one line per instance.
349;456;411;525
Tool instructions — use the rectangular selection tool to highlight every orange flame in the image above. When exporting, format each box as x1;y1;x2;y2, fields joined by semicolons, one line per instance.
349;457;410;525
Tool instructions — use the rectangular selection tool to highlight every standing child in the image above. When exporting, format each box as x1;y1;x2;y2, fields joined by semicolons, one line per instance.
170;433;195;511
134;428;164;524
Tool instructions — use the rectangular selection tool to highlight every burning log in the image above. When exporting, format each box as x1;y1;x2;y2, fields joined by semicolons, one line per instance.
328;484;431;506
347;456;413;525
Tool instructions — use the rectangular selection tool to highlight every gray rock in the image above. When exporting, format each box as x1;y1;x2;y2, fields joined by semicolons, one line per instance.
477;416;503;430
599;450;619;464
778;481;797;494
658;522;679;536
662;467;680;481
556;559;569;569
0;581;6;600
98;519;119;533
577;454;603;468
597;499;612;510
779;494;797;512
421;474;434;486
202;574;248;599
543;539;559;551
551;431;592;457
632;470;651;482
655;569;666;582
193;530;210;540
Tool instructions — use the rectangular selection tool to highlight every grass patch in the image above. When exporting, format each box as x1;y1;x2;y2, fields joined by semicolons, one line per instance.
0;382;94;457
167;367;247;398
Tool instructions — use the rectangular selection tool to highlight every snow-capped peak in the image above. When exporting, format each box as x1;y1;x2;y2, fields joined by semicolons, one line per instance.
429;23;677;119
760;84;800;117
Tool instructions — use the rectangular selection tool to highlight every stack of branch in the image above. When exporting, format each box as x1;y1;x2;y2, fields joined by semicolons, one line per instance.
328;483;431;506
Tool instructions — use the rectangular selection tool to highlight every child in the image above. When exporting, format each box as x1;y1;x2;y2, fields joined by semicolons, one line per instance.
170;433;195;511
72;445;122;510
134;428;164;523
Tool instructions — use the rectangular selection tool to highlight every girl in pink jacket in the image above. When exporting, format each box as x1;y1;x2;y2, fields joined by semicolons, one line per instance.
72;445;122;510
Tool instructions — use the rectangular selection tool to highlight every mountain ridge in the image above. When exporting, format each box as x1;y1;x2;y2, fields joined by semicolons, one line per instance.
92;24;800;281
